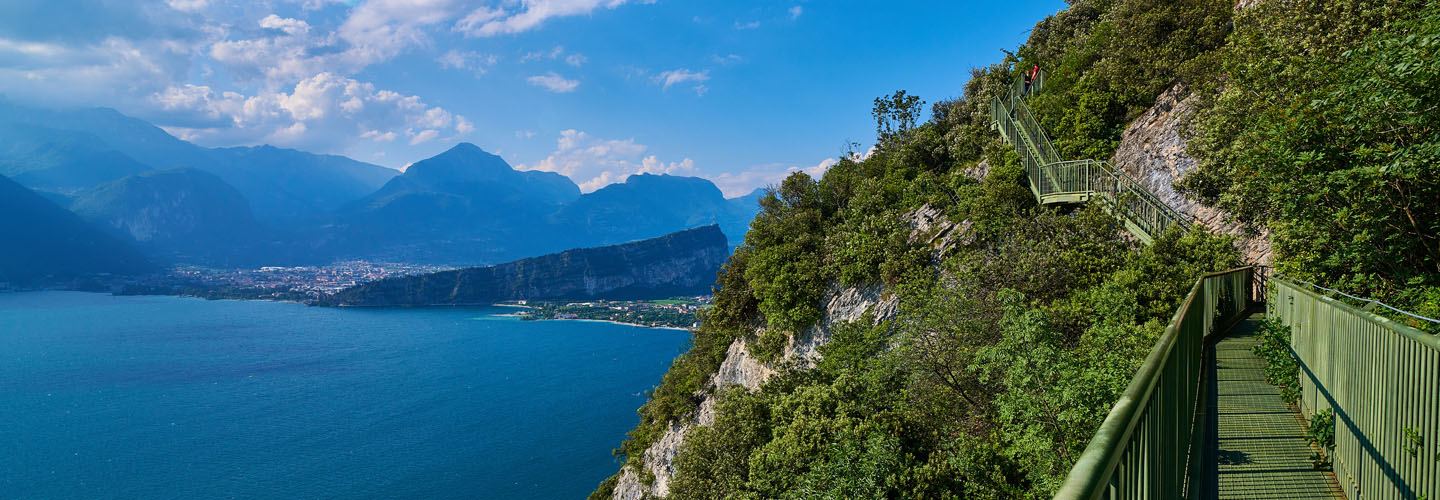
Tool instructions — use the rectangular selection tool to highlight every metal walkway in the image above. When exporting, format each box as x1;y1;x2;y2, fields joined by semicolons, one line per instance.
1201;313;1344;500
993;70;1438;500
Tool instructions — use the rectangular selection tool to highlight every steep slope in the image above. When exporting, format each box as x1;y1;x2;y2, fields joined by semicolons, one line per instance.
322;224;728;306
0;123;152;194
69;168;268;266
0;174;154;285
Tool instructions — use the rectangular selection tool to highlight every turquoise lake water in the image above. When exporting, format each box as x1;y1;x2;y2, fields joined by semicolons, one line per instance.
0;291;688;499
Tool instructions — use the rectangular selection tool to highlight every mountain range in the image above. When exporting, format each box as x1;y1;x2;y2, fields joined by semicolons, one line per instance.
0;101;764;273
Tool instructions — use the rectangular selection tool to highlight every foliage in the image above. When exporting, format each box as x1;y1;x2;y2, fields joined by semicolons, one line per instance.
597;0;1440;498
1252;318;1301;405
1183;0;1440;318
1021;0;1233;160
1307;409;1336;470
874;90;927;146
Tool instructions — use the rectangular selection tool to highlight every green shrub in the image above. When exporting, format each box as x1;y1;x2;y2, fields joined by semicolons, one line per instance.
1252;318;1301;404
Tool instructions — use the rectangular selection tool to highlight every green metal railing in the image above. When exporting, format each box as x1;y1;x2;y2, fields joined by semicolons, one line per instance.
1271;277;1440;500
991;64;1440;500
1052;267;1256;500
989;70;1189;243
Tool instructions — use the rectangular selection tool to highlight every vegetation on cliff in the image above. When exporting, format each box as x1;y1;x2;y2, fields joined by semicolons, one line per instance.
596;0;1440;498
1181;0;1440;327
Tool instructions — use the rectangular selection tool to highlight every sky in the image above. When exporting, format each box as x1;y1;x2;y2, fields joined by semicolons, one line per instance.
0;0;1064;196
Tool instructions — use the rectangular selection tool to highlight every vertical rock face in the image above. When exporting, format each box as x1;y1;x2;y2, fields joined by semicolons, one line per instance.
610;282;901;500
1108;82;1273;265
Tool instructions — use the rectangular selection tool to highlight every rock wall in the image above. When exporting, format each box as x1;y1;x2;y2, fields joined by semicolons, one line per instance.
611;276;905;500
1109;82;1272;265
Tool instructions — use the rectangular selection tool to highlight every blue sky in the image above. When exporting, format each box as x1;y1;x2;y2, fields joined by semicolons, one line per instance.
0;0;1063;196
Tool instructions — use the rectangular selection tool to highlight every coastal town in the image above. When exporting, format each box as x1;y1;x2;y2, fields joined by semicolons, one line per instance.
512;297;712;330
117;262;453;302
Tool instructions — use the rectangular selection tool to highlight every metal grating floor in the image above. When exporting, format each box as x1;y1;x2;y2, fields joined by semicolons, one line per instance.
1201;313;1346;500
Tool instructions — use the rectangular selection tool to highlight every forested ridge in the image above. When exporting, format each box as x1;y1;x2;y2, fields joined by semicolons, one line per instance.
595;0;1440;498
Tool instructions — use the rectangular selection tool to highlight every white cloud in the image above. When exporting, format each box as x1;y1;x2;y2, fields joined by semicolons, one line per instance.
711;54;742;65
167;0;211;13
521;45;565;63
436;49;499;75
527;72;579;93
0;36;192;109
338;0;460;68
734;20;761;30
519;129;696;192
653;68;709;91
516;130;537;138
693;85;709;97
519;45;585;66
148;72;471;155
362;129;398;142
789;6;803;19
408;128;440;145
710;158;837;197
454;0;654;38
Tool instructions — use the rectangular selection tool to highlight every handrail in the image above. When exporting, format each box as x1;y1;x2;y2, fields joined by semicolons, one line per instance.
1053;267;1256;500
989;70;1191;243
1271;276;1440;500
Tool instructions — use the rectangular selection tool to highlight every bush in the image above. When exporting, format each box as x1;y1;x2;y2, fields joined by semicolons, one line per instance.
1252;317;1301;404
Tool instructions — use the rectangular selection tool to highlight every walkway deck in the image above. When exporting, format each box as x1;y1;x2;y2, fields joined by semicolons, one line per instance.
1202;313;1345;499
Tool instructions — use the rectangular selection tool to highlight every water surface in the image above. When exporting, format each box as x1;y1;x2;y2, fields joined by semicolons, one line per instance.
0;292;686;499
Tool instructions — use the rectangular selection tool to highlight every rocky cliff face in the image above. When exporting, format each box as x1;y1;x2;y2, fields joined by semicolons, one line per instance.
606;207;967;500
611;282;900;500
322;225;729;306
1109;82;1272;264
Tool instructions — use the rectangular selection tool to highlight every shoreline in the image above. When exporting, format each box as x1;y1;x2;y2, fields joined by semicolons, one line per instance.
523;316;691;332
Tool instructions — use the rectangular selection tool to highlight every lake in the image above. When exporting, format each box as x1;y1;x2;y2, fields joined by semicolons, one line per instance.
0;292;688;499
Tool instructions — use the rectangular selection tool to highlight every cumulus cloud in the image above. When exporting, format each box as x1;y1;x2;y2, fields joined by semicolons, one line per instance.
0;36;192;109
527;72;579;93
710;158;838;197
454;0;654;38
519;129;698;192
209;1;466;88
653;68;709;91
149;72;471;154
789;6;803;19
338;0;459;67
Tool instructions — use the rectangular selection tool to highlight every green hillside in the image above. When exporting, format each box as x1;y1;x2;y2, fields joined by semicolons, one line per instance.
594;0;1439;498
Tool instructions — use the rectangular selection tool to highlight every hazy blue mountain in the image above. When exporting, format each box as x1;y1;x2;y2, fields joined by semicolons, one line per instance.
0;101;397;225
331;143;582;264
69;169;270;266
722;187;767;246
322;225;728;307
0;174;155;285
206;145;398;224
553;173;758;248
0;123;151;194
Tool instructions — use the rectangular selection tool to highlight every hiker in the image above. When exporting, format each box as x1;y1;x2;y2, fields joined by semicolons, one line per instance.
1023;71;1032;96
1025;64;1041;95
